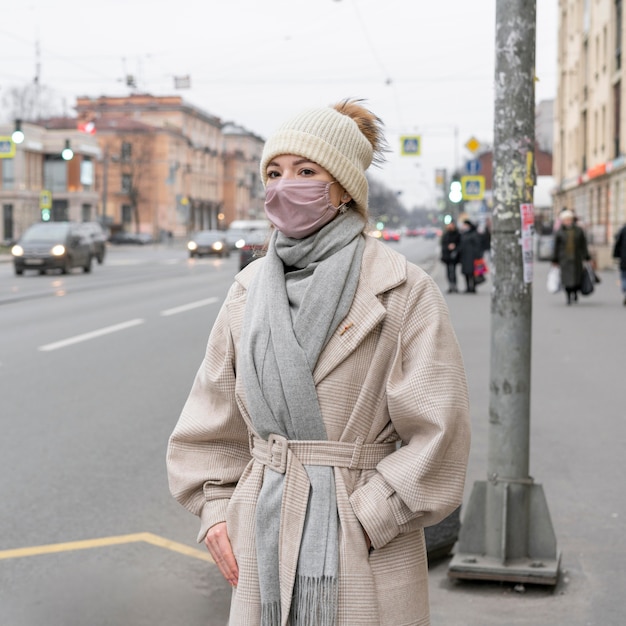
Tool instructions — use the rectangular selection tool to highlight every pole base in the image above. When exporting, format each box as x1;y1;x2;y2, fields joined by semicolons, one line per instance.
448;552;561;585
447;480;560;585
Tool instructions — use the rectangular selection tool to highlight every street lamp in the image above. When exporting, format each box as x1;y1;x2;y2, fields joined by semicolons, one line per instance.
12;120;24;144
61;139;74;161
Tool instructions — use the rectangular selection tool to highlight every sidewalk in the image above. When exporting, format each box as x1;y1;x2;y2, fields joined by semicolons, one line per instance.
426;259;625;626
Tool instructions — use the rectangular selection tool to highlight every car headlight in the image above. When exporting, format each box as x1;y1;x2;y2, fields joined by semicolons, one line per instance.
11;244;24;257
51;245;66;256
187;241;198;251
235;239;245;249
213;241;223;251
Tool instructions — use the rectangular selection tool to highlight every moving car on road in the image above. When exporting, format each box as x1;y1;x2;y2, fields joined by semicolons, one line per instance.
187;230;230;258
79;221;107;264
11;222;93;275
238;229;268;270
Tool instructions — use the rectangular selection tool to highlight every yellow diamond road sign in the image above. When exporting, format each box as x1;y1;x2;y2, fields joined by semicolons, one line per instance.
465;137;481;154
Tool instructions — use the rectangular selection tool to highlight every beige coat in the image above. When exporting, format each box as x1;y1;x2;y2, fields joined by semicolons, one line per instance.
167;235;471;626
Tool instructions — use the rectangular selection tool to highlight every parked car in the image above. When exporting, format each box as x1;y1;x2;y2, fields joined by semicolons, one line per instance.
381;229;401;242
225;219;271;250
239;229;269;270
187;230;230;258
79;221;107;264
11;221;93;275
109;231;153;245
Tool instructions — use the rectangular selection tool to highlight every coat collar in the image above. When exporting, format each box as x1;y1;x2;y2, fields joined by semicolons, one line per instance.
234;234;406;296
233;235;407;383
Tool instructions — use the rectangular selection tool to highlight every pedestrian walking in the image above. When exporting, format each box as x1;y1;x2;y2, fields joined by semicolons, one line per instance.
458;219;483;293
440;220;461;293
551;209;591;305
613;222;626;306
166;98;471;626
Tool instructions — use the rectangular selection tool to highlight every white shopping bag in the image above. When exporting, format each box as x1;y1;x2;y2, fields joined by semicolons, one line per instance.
546;265;561;294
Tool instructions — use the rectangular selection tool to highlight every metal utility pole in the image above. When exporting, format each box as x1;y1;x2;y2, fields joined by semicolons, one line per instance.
448;0;560;585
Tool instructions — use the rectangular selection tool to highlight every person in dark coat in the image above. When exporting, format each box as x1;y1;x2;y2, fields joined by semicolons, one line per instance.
551;209;591;305
440;221;461;293
458;220;483;293
613;223;626;306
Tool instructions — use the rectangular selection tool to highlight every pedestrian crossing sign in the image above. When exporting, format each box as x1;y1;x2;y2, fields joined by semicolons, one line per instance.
400;135;421;156
461;175;485;200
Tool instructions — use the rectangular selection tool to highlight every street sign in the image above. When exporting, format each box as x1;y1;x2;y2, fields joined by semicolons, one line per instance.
40;190;52;209
465;137;481;154
400;135;421;156
0;137;16;159
461;175;485;200
465;159;482;175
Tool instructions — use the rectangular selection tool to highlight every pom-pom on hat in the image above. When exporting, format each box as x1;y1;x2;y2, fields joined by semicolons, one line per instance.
260;103;378;214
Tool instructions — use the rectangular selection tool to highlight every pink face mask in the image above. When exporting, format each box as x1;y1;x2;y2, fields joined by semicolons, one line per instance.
264;179;346;239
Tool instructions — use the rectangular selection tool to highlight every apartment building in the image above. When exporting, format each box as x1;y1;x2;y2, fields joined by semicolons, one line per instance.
554;0;626;266
0;94;266;242
0;120;100;241
75;94;263;238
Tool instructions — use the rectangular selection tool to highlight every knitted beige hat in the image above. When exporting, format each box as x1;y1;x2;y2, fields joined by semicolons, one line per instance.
260;106;374;213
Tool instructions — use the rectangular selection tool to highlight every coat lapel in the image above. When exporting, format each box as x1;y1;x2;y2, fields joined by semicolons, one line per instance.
233;235;408;384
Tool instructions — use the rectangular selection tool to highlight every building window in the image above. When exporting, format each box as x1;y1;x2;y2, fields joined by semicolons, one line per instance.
617;0;623;70
121;173;132;193
3;204;14;241
81;204;92;222
44;156;68;192
121;142;132;161
1;158;15;190
614;82;621;157
122;204;132;224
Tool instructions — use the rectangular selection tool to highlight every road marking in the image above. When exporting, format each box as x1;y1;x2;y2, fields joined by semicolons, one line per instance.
38;319;145;352
160;297;219;317
0;532;213;563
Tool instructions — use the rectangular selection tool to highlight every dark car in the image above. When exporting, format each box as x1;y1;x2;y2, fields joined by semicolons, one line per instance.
108;231;154;245
11;221;93;275
187;230;230;258
79;221;107;263
239;229;269;270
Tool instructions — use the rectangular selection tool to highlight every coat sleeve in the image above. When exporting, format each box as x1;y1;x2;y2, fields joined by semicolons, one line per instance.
166;282;251;543
349;275;471;550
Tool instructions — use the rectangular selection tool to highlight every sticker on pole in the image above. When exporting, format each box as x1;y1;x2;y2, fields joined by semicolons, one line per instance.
521;203;534;283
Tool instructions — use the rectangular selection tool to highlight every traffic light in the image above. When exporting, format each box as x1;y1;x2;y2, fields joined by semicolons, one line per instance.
449;179;463;204
41;208;51;222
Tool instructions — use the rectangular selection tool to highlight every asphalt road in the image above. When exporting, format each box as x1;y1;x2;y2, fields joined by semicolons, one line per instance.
1;237;624;626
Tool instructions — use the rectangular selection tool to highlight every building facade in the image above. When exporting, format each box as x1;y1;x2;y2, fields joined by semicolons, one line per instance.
554;0;626;267
0;120;100;241
0;94;266;243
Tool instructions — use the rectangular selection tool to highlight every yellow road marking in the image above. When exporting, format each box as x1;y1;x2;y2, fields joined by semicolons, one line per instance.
0;532;214;563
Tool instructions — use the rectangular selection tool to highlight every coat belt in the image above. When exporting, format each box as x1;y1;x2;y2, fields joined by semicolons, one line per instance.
250;433;397;474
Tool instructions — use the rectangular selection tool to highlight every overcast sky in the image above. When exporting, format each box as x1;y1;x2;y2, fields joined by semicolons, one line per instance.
1;0;558;209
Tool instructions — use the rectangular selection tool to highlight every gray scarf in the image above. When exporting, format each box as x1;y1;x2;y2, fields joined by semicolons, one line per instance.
240;211;366;626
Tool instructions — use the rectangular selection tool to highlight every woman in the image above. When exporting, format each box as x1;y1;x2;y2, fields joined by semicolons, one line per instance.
440;220;461;293
613;223;626;306
458;219;483;293
551;209;591;305
167;99;471;626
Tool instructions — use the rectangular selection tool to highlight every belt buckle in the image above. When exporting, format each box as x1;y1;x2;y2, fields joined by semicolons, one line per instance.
267;433;288;474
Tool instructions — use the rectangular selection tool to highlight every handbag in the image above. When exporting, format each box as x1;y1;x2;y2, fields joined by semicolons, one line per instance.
547;265;561;293
580;263;595;295
473;258;487;285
